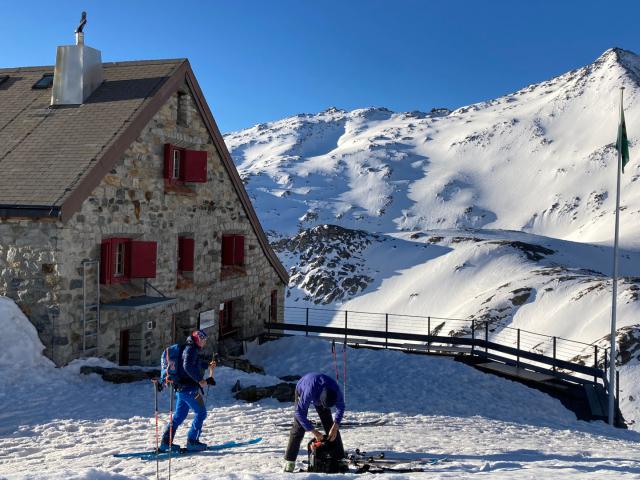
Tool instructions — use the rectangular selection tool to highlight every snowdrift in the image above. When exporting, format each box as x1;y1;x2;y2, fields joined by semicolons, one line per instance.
0;296;54;369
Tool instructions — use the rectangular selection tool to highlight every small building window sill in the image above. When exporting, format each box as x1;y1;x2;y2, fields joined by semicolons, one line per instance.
165;182;197;196
176;274;193;290
220;265;247;280
219;327;238;338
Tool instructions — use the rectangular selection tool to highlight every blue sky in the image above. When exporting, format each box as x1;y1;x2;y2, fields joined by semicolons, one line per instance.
4;1;640;132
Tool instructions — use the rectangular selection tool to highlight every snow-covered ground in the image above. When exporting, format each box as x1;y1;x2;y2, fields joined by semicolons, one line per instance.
2;298;640;479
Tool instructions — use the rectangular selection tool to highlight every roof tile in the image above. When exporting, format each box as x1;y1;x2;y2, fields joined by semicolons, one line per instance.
0;60;184;206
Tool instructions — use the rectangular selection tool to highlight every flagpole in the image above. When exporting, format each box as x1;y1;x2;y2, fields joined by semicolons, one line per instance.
608;86;624;426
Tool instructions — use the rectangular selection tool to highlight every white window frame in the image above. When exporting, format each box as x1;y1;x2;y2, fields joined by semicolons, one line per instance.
114;242;126;276
172;149;181;179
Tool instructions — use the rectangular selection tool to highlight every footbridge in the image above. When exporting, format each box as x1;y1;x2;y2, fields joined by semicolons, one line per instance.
264;306;625;427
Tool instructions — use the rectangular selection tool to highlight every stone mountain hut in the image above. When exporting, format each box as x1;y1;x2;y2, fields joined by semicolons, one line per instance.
0;23;288;366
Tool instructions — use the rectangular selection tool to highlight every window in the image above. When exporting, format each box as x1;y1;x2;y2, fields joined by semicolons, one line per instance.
114;241;126;277
221;234;244;268
32;73;54;89
172;149;181;180
100;238;157;284
219;300;234;336
164;144;207;184
270;290;278;322
178;237;195;272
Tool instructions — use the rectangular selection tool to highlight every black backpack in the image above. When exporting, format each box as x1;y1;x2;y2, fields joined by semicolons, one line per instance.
307;439;348;474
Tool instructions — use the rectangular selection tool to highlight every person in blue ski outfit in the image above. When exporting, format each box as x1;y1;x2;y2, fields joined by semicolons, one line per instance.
160;330;215;452
283;372;345;472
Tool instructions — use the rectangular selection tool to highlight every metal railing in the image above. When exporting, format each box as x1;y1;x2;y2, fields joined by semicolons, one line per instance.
265;306;606;388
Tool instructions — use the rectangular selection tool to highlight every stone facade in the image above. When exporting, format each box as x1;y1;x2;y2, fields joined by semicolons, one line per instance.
0;85;285;366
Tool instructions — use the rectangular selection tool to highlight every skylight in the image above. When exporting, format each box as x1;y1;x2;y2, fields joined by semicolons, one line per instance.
32;74;54;89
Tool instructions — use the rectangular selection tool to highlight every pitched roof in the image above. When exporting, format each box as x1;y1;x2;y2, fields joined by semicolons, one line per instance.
0;59;289;283
0;60;183;210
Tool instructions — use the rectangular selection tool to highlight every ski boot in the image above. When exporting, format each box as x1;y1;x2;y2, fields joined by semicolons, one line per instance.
283;460;296;473
186;438;207;451
158;442;181;452
159;430;181;452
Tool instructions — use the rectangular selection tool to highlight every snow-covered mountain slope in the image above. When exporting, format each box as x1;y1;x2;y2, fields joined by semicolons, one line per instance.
226;48;640;247
225;48;640;426
3;300;640;479
275;227;640;343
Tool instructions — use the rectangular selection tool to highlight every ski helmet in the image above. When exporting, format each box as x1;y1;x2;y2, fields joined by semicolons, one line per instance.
192;329;208;346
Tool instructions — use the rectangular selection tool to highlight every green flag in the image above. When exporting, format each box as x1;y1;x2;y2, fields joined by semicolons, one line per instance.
617;104;630;173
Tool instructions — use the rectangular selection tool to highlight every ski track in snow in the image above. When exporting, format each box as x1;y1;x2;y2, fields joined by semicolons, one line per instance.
2;334;640;479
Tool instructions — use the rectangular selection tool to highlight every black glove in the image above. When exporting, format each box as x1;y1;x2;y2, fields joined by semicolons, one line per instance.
206;377;216;386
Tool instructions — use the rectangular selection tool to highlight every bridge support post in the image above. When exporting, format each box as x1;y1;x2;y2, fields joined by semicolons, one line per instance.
427;316;431;353
616;369;620;425
552;337;557;372
471;320;475;354
594;345;598;384
385;314;388;349
344;310;348;344
485;321;489;354
517;329;521;368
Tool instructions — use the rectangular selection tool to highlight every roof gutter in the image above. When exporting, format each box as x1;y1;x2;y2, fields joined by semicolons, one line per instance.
0;205;61;218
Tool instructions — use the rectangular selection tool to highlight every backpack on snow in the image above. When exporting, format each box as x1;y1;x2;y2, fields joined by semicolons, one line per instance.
307;439;348;474
160;344;183;386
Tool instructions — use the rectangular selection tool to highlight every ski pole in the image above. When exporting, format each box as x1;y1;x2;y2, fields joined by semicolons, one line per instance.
168;380;174;480
166;345;174;480
205;354;216;407
343;341;347;404
152;379;159;480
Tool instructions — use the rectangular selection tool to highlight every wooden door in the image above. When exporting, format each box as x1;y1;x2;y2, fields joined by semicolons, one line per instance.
119;329;130;366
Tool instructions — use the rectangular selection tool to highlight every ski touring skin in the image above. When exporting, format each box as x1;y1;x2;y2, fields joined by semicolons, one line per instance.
113;437;262;461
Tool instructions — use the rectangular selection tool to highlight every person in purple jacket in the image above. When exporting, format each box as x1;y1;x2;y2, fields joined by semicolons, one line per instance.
283;372;345;472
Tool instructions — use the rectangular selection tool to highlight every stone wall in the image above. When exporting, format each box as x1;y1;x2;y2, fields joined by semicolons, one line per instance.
0;221;65;362
0;84;286;366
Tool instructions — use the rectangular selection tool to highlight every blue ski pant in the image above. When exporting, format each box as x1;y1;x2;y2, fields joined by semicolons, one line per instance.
163;388;207;442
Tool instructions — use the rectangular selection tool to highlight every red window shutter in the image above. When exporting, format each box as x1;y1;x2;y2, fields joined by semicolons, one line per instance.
234;235;245;266
163;144;173;180
221;235;234;266
130;241;157;278
100;239;113;284
123;240;132;279
183;149;207;182
178;237;195;272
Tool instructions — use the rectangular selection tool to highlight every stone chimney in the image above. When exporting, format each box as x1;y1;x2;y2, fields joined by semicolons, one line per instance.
51;12;103;105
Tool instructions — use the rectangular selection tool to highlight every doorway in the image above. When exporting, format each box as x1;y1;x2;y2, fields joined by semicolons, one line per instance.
119;329;130;366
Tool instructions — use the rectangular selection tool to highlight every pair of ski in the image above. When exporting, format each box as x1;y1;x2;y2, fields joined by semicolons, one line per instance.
113;437;262;461
349;449;449;471
276;418;387;429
